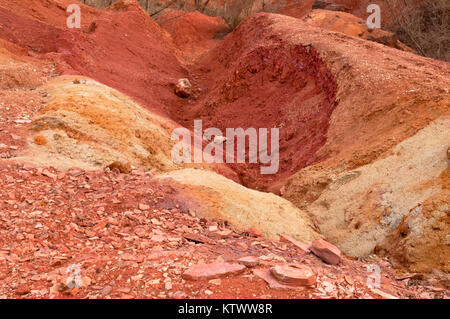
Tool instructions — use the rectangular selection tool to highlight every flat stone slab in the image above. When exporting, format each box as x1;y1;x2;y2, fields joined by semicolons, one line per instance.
280;234;310;253
182;262;246;281
237;256;260;267
270;264;316;286
213;229;233;239
310;239;341;265
253;269;303;290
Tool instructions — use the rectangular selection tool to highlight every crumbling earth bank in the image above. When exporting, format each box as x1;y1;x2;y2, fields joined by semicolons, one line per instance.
176;14;338;191
166;12;449;272
0;0;449;298
0;161;447;299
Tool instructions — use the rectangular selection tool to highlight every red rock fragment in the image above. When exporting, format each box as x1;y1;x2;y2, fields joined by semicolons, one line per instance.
150;234;166;242
252;269;303;290
214;229;233;239
183;232;212;244
247;227;262;237
16;284;31;295
280;234;310;253
101;286;113;297
172;291;188;299
135;227;147;238
236;242;248;251
41;169;57;179
182;262;245;281
310;239;341;265
270;264;316;286
237;256;260;267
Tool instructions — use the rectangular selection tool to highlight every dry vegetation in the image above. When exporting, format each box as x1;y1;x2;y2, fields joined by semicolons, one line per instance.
386;0;449;61
80;0;291;29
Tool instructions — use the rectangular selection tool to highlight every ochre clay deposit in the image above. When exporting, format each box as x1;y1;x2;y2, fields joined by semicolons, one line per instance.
0;0;448;299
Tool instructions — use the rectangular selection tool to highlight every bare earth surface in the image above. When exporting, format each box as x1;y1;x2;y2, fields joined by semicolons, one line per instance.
0;162;447;299
0;0;448;299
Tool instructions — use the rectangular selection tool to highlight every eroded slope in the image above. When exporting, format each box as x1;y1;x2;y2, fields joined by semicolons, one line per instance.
0;0;187;117
159;169;321;243
170;13;449;271
0;1;448;275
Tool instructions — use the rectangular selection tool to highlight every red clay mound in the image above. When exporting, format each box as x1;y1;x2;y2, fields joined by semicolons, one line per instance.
311;0;425;28
172;12;449;193
173;13;337;191
303;9;413;52
0;0;186;117
0;0;99;28
279;0;315;18
156;9;231;62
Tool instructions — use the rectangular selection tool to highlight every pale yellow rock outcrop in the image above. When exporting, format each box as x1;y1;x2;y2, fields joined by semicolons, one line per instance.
285;117;450;272
159;168;322;243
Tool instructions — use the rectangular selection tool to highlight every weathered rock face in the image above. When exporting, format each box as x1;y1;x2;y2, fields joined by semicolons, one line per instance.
158;168;322;243
174;78;193;98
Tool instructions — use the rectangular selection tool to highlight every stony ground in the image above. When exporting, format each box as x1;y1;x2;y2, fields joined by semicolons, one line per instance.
0;162;448;299
0;0;448;299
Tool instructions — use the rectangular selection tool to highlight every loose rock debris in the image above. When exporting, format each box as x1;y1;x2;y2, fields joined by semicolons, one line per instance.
310;239;342;265
0;163;447;299
0;0;448;300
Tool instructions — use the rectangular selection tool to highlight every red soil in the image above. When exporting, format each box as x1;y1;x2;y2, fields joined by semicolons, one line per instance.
0;0;99;28
172;16;337;191
156;9;231;62
0;0;186;118
0;0;445;194
0;0;336;191
0;162;438;299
